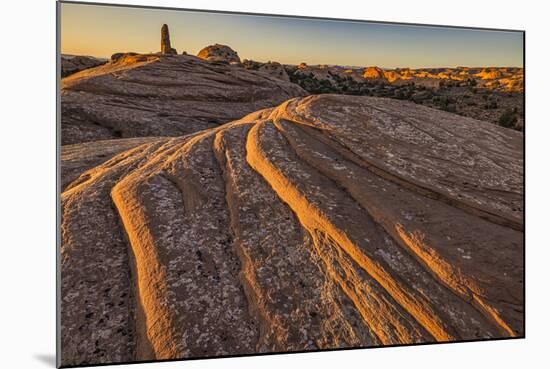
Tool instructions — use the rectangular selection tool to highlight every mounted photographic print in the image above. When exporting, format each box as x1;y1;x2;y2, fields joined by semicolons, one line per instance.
57;1;525;367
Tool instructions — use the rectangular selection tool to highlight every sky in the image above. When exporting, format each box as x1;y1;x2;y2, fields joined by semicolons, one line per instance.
60;2;524;68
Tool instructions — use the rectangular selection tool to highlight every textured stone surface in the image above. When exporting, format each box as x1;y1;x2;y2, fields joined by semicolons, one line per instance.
258;61;290;81
61;137;161;191
197;44;241;63
60;53;306;145
60;95;523;366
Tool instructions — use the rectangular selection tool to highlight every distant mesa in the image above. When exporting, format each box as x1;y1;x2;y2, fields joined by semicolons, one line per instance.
160;24;177;55
197;44;241;64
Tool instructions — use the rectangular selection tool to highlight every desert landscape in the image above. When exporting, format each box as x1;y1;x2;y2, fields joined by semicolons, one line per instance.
60;19;524;367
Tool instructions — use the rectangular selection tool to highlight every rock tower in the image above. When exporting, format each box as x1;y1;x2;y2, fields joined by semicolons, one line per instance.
161;24;177;55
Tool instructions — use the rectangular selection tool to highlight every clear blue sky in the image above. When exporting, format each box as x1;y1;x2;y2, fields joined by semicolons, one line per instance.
60;2;523;68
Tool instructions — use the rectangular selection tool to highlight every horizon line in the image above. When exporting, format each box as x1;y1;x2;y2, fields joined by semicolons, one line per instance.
60;51;524;70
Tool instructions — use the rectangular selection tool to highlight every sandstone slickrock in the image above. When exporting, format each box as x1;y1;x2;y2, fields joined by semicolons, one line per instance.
61;137;161;191
61;95;523;366
60;53;306;145
160;24;177;55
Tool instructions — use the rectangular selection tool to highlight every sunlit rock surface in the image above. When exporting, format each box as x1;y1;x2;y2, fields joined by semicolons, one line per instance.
60;53;306;145
60;95;523;366
60;137;162;191
363;66;387;81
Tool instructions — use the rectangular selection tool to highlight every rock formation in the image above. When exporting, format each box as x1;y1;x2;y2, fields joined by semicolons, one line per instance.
61;55;107;77
60;53;306;145
60;94;523;366
258;61;290;81
476;68;504;80
383;70;402;83
197;44;240;63
160;24;177;55
293;64;339;86
363;66;387;81
60;137;160;191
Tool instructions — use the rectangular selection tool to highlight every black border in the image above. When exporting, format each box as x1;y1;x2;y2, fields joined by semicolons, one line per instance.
56;1;526;368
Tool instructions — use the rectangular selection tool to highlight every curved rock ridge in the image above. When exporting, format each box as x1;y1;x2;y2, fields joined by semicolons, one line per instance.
61;53;306;145
60;95;523;366
61;137;161;191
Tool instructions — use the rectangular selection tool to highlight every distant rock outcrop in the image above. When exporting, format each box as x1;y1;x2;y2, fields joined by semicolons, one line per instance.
160;24;177;55
197;44;240;63
293;64;338;86
476;68;504;80
363;66;387;81
383;70;402;83
60;94;523;366
60;53;306;145
258;61;290;81
61;55;107;77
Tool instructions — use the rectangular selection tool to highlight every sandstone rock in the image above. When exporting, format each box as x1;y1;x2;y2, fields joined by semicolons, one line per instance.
110;52;139;62
61;137;161;191
110;53;124;62
160;24;177;55
383;70;402;83
363;66;387;81
476;68;504;80
61;55;107;77
60;95;523;366
60;53;306;145
197;44;240;63
258;61;290;81
293;64;339;86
